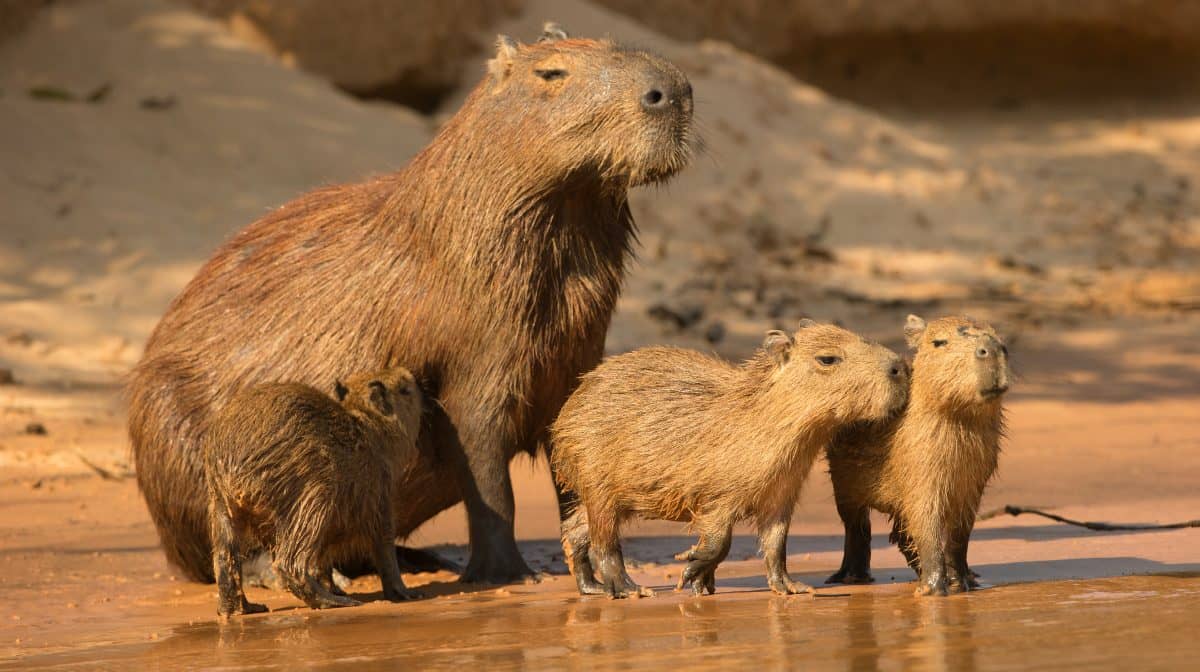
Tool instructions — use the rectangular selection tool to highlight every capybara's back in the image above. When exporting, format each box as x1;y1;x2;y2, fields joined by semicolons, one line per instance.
204;367;423;616
552;320;907;597
129;23;694;584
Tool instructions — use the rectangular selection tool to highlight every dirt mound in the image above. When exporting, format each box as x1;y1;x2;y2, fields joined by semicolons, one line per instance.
186;0;522;112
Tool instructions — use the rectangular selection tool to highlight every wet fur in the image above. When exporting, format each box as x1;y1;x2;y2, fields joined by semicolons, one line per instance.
826;315;1009;596
552;322;907;598
204;368;422;617
127;25;694;584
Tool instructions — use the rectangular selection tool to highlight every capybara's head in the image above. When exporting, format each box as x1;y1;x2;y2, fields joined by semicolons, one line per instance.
761;319;908;424
334;366;423;430
904;315;1011;409
477;22;693;186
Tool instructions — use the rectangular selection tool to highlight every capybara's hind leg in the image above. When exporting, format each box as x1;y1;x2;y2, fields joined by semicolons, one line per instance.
676;519;732;596
587;504;651;599
826;499;874;585
375;524;421;602
277;564;362;609
913;533;949;597
559;507;606;595
210;503;267;618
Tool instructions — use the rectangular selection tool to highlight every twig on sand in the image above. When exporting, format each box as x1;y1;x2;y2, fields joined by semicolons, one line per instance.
75;452;131;481
978;505;1200;531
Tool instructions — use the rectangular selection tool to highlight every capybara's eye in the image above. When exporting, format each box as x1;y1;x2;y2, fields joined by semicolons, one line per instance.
815;355;841;367
932;339;948;348
397;386;411;396
534;68;568;81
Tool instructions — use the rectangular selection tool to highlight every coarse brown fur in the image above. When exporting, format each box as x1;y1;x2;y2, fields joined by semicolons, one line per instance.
127;23;694;584
551;320;908;598
204;367;423;618
825;315;1010;596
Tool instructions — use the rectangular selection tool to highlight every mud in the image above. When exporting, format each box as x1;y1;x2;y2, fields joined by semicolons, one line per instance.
4;572;1198;670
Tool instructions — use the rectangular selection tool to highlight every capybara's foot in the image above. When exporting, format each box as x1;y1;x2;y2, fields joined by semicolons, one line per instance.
460;547;536;585
915;572;950;597
395;545;464;574
676;561;719;596
769;576;813;596
311;593;362;609
605;579;655;599
218;599;268;621
382;584;423;602
825;568;875;585
949;567;981;592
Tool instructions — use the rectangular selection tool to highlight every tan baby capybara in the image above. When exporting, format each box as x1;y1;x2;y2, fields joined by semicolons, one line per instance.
825;315;1010;596
128;23;694;585
204;367;423;617
552;320;909;598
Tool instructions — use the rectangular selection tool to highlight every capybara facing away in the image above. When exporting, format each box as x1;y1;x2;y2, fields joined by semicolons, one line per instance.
204;367;423;617
128;23;694;585
552;320;908;598
826;315;1010;596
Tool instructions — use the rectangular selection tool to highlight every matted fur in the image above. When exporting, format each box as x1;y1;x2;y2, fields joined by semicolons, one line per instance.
127;24;694;584
552;321;907;598
204;367;422;617
826;315;1010;596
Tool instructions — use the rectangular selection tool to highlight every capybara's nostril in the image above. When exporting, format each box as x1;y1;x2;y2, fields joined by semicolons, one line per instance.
641;88;666;110
887;358;906;379
976;347;990;359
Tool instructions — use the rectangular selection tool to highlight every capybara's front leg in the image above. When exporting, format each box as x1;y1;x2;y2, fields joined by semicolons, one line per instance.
890;517;922;575
913;529;949;597
826;498;874;585
677;519;732;596
558;506;607;595
210;502;267;619
947;522;980;592
443;409;535;585
277;565;362;609
759;512;812;595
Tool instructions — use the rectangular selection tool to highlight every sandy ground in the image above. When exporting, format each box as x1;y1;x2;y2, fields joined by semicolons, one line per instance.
1;0;1199;668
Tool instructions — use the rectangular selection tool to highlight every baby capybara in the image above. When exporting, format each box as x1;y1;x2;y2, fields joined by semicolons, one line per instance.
825;315;1010;596
552;320;908;598
128;23;694;585
204;367;423;617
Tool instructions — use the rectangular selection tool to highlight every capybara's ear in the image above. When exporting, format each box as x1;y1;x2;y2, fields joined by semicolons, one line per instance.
368;381;394;416
538;22;569;43
488;35;520;81
334;379;348;402
797;318;819;330
763;330;793;367
904;314;928;349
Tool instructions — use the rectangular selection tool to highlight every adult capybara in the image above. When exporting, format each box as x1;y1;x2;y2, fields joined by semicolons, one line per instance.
825;315;1010;596
552;320;908;598
205;367;422;617
127;23;694;584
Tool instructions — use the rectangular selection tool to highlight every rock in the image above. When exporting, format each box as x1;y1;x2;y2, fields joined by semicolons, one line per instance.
24;422;47;436
0;368;14;385
647;302;704;330
703;321;726;344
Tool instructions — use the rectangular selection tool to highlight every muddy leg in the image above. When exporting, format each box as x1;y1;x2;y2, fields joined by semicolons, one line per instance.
587;503;651;599
677;518;733;596
759;509;811;595
210;501;267;619
277;561;362;610
560;507;606;596
890;518;922;576
441;409;534;585
948;523;980;592
826;499;874;585
319;570;347;597
913;531;949;597
376;514;421;601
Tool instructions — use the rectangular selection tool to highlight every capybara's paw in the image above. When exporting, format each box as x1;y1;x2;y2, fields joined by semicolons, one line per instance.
825;569;874;585
383;585;423;602
576;575;610;596
676;565;717;596
769;577;813;596
914;576;949;597
313;594;362;609
218;600;268;621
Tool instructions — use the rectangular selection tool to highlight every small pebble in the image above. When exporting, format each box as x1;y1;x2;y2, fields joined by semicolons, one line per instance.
24;422;47;436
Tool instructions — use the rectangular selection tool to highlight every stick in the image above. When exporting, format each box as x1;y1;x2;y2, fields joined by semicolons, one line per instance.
978;505;1200;531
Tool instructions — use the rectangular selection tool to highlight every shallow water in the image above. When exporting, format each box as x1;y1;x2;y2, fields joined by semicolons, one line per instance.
6;573;1197;671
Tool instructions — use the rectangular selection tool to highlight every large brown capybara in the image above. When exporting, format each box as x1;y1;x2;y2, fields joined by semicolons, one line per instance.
205;368;423;618
825;315;1010;596
127;23;695;585
551;320;909;598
